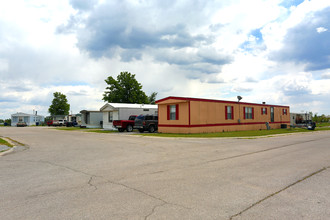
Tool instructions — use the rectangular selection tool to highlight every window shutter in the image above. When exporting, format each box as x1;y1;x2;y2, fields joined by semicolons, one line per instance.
176;104;179;120
243;107;246;119
232;106;234;120
225;106;228;120
252;107;254;119
282;109;284;115
167;105;170;120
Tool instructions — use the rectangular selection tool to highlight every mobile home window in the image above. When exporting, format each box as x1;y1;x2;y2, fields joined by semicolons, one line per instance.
167;104;179;120
283;109;287;115
262;107;267;115
170;105;176;120
244;107;253;119
108;112;113;122
226;106;234;120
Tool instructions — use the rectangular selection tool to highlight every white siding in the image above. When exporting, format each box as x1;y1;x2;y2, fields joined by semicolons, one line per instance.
11;113;44;126
81;111;103;128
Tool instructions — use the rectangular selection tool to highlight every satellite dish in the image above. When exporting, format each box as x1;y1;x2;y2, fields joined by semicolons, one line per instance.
237;96;242;102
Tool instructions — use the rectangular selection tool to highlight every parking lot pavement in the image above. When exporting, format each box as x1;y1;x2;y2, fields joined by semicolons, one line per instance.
0;127;330;220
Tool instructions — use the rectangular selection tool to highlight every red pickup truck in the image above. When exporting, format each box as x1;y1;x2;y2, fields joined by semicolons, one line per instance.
113;115;137;132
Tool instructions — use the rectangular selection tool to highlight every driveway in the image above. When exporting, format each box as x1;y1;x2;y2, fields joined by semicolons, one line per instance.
0;127;330;219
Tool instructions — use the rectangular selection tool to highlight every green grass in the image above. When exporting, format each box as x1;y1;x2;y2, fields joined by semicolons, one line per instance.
138;127;330;138
316;122;330;127
84;129;118;133
55;127;118;133
55;127;89;131
0;138;13;147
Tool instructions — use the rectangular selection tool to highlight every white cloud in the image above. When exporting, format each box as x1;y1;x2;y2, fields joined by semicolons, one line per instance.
1;0;330;119
321;71;330;79
316;27;328;33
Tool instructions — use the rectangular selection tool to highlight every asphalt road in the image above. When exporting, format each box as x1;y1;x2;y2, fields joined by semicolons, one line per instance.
0;127;329;220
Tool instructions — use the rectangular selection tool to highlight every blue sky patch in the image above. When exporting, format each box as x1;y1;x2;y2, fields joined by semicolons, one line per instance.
280;0;305;8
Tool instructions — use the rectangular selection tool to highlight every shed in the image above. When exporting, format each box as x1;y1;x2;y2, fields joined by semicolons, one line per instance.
156;96;290;133
100;103;158;130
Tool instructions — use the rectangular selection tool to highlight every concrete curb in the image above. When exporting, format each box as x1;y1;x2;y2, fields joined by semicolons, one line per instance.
0;137;17;156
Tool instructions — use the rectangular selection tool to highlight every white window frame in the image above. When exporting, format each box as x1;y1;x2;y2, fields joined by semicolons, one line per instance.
108;112;113;122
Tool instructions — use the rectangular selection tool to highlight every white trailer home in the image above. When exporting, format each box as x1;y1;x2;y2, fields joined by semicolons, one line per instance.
11;112;44;126
100;103;158;130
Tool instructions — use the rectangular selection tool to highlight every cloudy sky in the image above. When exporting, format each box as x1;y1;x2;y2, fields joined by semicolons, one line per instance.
1;0;330;119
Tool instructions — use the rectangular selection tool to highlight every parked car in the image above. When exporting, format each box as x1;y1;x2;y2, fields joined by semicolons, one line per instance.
134;114;158;133
47;120;54;126
52;120;59;126
307;122;316;130
66;121;78;127
16;122;27;127
58;119;67;126
51;119;66;126
113;115;137;132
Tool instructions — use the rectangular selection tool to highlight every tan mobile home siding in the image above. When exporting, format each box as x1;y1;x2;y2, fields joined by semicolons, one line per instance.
156;97;290;134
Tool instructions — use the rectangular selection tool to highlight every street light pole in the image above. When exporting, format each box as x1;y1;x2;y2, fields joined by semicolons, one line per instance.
237;96;242;123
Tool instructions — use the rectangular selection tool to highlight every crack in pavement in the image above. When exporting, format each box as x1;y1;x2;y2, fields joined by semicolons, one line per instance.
38;160;186;207
88;176;98;191
126;138;327;180
5;137;325;219
229;166;330;220
2;159;189;216
103;178;190;210
144;202;167;220
40;160;191;217
198;138;323;166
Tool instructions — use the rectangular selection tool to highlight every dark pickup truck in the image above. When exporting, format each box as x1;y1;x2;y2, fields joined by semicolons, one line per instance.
113;115;137;132
134;114;158;133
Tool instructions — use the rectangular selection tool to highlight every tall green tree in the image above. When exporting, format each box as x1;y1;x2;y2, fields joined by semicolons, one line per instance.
148;92;158;104
103;72;153;104
48;92;70;116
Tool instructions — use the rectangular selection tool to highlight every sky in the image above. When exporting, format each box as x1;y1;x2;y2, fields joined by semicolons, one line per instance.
1;0;330;119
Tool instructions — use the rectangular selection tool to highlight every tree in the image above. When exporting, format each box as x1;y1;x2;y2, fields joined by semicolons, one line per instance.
4;119;11;126
148;92;158;104
48;92;70;116
103;72;152;104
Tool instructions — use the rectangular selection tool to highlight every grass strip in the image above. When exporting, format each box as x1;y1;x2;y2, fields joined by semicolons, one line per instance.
0;138;13;147
316;122;330;127
84;129;118;133
138;127;330;138
55;127;91;131
55;127;118;133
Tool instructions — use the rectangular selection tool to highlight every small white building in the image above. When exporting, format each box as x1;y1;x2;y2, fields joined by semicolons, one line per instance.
11;112;45;126
80;110;103;128
100;103;158;130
